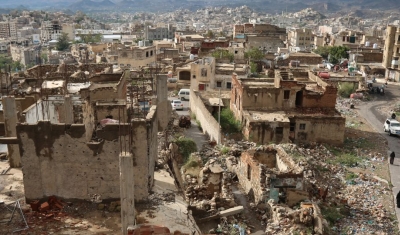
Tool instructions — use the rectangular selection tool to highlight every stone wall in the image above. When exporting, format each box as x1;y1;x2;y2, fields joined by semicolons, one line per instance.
292;115;345;145
17;109;158;201
236;146;305;204
189;90;221;143
244;120;290;144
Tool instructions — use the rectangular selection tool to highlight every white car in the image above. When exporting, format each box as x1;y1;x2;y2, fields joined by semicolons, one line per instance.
171;100;183;110
384;119;400;136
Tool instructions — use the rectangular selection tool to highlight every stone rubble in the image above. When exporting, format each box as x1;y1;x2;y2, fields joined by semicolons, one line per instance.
154;97;396;234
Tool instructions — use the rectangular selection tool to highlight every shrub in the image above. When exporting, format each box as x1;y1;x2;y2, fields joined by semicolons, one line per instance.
183;155;200;169
338;82;355;98
345;172;358;180
321;205;344;226
220;146;230;155
335;153;360;167
214;108;241;134
174;137;197;163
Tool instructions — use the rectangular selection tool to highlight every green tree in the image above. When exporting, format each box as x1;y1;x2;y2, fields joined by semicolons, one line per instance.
80;34;103;44
56;33;70;51
250;61;257;73
313;46;330;59
11;60;23;71
211;49;234;62
41;53;48;63
328;45;349;64
313;46;349;64
245;47;264;61
0;55;12;71
206;30;214;38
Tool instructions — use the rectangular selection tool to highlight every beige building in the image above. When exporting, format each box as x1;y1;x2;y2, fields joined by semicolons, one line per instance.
382;25;400;81
0;21;17;38
230;69;345;145
287;28;315;52
104;43;156;68
62;23;75;41
10;45;39;67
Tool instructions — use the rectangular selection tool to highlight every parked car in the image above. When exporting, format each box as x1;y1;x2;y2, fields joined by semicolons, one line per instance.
171;100;183;110
178;89;190;101
383;118;400;136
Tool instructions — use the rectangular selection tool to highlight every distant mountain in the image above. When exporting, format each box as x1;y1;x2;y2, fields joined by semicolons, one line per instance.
1;0;400;13
69;0;116;10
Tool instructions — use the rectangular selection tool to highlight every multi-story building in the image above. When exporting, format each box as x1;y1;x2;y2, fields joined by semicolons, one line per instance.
0;21;17;39
145;25;176;41
104;43;156;69
10;45;39;67
62;23;75;41
382;25;400;82
233;23;286;53
41;20;62;42
230;69;345;145
287;28;315;52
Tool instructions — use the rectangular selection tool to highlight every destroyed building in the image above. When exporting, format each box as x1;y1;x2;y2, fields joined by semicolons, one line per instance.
230;69;345;145
1;64;170;204
228;145;306;206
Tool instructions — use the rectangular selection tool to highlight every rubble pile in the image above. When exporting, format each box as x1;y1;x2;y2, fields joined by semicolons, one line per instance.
184;159;236;213
332;173;395;234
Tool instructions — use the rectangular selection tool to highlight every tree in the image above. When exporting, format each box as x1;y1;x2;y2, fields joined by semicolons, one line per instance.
245;47;264;61
11;60;23;71
206;30;214;38
313;46;330;59
328;45;349;64
211;49;234;62
0;55;12;71
313;46;349;64
56;33;70;51
250;62;257;73
41;53;48;64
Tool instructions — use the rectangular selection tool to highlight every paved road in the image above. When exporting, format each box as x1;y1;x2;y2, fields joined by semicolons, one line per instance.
168;96;208;151
357;80;400;229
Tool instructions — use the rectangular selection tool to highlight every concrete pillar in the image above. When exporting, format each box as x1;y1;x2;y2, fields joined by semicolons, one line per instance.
3;96;21;168
156;74;168;104
156;74;171;131
64;95;74;124
119;152;135;235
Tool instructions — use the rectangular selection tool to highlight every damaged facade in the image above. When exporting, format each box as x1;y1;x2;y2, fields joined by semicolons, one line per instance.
1;64;169;204
230;69;345;145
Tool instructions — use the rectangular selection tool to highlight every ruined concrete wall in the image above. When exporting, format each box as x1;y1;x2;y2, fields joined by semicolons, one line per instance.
95;104;127;122
236;151;267;204
292;116;345;145
90;87;119;102
146;106;158;190
18;122;126;200
244;121;290;145
241;87;299;111
302;86;337;109
247;36;284;53
189;90;221;143
82;101;95;142
23;101;59;124
18;120;154;201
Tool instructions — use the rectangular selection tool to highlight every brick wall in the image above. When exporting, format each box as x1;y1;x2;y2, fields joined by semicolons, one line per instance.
236;150;268;204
